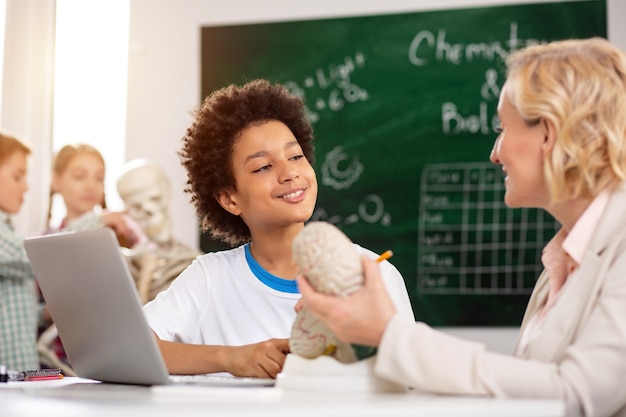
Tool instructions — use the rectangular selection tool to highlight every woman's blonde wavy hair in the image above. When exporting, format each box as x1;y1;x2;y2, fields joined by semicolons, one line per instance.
504;37;626;204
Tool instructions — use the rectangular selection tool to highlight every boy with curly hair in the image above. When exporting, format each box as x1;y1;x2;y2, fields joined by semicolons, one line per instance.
143;79;413;378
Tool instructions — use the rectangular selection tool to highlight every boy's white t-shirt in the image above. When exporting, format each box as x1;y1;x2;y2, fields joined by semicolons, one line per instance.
143;243;413;346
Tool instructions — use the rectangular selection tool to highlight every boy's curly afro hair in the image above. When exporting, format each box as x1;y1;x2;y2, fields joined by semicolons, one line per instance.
179;79;315;246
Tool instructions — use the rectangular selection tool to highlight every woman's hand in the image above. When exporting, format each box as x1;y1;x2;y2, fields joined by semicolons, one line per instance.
296;255;397;347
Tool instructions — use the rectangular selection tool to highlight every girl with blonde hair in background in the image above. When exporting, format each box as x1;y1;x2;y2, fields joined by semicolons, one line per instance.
46;143;143;247
38;143;145;372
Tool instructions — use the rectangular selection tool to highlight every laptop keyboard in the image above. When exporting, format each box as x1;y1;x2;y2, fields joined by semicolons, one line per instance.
168;374;275;387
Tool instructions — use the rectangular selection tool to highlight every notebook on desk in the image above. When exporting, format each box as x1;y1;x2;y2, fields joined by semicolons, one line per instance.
24;228;274;388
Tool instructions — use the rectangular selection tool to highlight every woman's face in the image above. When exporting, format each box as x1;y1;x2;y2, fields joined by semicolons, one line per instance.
220;120;318;234
0;150;29;214
490;83;551;209
53;152;105;220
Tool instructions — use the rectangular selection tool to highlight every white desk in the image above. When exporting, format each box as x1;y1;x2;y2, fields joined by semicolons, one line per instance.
1;377;564;417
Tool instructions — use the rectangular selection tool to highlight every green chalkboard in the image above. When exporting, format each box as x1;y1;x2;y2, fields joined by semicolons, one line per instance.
200;1;607;326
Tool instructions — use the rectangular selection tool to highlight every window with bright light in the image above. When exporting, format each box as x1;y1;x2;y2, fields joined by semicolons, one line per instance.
51;0;129;225
0;0;6;121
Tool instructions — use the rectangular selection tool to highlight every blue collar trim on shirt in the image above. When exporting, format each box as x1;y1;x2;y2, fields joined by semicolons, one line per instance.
244;243;300;294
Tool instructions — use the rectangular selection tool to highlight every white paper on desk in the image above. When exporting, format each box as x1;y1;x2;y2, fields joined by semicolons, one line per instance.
152;385;282;402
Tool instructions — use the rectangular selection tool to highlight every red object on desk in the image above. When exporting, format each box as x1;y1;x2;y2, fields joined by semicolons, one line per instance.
24;374;64;381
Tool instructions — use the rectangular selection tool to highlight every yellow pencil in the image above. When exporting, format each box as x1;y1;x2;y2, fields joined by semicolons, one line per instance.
375;250;393;263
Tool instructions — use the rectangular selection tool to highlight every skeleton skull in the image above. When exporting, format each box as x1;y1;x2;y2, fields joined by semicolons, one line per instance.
116;159;172;246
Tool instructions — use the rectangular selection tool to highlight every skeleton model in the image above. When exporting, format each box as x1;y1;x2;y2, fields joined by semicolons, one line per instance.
38;159;200;374
290;221;377;363
116;159;200;304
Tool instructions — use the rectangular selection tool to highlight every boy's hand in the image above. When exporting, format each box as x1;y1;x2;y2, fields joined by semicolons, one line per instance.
225;338;290;378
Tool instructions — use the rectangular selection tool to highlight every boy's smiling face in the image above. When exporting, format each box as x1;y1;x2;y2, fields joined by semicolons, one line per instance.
218;119;318;233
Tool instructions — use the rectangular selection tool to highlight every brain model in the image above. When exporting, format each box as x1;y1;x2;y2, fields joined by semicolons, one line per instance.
292;221;363;296
289;221;376;363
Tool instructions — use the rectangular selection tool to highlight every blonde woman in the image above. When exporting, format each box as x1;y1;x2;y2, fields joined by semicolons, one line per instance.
298;37;626;417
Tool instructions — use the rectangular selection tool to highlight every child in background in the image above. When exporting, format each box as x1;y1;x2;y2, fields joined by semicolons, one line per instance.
142;79;413;378
38;144;145;371
0;131;38;371
46;144;143;247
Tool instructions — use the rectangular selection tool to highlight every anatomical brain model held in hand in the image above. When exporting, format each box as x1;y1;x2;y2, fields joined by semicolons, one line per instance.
290;221;376;363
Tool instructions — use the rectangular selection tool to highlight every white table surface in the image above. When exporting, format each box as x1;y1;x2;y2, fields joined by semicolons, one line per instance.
0;377;564;417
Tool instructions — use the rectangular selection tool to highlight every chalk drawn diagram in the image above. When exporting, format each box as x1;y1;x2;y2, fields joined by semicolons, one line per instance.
417;162;560;295
311;146;391;227
320;146;364;191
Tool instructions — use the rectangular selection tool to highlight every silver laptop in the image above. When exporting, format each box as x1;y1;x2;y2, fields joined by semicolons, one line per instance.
24;228;274;387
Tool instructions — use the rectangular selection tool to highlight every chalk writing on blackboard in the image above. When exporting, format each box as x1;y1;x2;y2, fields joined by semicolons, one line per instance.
406;22;544;136
442;68;502;135
284;51;368;123
408;22;540;66
417;162;559;295
312;146;390;227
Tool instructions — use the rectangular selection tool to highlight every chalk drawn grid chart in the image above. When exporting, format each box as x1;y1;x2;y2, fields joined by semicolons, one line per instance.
417;162;560;295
